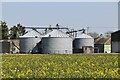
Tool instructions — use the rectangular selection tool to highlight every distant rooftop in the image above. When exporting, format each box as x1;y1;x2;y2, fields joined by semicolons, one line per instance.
94;37;111;45
76;33;93;38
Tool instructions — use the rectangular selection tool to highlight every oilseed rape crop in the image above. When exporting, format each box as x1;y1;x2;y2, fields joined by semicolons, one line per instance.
1;54;120;78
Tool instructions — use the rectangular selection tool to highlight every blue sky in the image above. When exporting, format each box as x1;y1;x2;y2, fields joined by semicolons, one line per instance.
0;2;2;20
1;0;119;2
1;2;119;34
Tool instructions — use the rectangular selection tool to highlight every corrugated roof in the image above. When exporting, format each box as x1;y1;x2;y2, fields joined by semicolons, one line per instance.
20;30;41;38
76;33;93;38
94;37;111;45
42;29;69;37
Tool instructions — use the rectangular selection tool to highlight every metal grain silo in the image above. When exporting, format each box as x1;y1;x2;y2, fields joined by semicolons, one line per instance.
20;30;41;53
73;33;94;53
41;29;73;54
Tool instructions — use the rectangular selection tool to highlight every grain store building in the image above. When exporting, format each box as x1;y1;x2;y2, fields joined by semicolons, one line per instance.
0;39;20;53
111;30;120;53
111;2;120;53
94;37;111;53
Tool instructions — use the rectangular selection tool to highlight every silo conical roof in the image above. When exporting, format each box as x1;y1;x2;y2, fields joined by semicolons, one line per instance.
76;33;93;38
20;30;41;38
42;29;69;37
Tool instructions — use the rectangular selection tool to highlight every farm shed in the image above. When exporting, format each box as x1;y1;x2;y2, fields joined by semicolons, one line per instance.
20;30;41;53
111;2;120;53
73;33;94;53
0;39;19;53
0;40;10;53
111;30;120;53
94;37;111;53
41;29;73;54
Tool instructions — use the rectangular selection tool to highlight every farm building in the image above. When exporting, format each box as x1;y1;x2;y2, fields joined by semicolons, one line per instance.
19;30;42;53
19;26;96;54
111;2;120;53
111;30;120;53
19;25;72;54
41;29;73;54
73;33;94;53
94;37;111;53
0;39;19;53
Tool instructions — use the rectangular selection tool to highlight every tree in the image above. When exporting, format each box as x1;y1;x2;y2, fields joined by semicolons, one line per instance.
0;21;9;39
10;23;26;39
17;24;26;36
10;26;19;39
88;32;99;38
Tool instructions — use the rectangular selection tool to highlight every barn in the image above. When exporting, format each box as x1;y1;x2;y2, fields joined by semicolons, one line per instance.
111;30;120;53
111;2;120;53
94;37;111;53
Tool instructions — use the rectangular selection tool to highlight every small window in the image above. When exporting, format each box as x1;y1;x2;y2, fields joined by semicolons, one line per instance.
65;50;68;53
35;36;38;38
49;35;51;37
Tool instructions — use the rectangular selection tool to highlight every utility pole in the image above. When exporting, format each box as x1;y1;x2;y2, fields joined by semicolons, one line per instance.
87;27;89;34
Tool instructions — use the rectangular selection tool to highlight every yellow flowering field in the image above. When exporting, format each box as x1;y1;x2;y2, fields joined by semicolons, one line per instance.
1;54;120;78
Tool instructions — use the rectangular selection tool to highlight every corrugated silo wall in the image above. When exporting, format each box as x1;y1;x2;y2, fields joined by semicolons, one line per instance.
20;37;41;53
73;38;94;49
73;38;94;53
41;37;73;54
